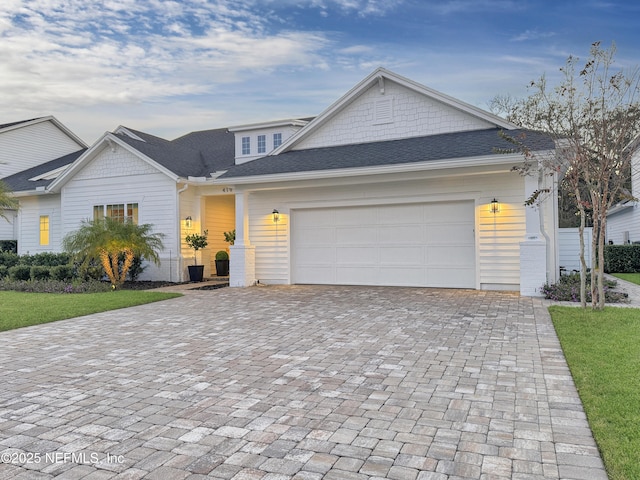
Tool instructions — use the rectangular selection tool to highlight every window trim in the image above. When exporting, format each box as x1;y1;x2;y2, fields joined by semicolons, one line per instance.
39;215;50;246
257;134;266;154
241;136;251;155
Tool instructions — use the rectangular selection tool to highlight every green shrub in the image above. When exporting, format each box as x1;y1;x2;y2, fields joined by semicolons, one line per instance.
215;250;229;260
604;245;640;273
28;252;71;267
8;265;32;281
0;240;17;253
0;265;7;278
51;265;75;282
541;272;626;303
0;251;20;268
30;265;52;281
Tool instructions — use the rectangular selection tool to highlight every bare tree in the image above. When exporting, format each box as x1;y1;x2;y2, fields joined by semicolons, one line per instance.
491;42;640;309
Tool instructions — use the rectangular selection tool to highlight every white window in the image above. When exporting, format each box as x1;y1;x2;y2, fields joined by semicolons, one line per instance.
257;135;266;154
39;216;49;246
93;203;139;224
242;136;250;155
273;133;282;148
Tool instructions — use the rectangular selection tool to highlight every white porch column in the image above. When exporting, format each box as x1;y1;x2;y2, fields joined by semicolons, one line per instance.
229;190;256;287
520;170;547;296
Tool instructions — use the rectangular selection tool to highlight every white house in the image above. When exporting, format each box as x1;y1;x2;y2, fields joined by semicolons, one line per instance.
2;68;558;295
606;139;640;244
0;117;87;245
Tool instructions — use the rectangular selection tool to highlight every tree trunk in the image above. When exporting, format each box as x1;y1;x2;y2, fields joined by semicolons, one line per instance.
575;186;587;308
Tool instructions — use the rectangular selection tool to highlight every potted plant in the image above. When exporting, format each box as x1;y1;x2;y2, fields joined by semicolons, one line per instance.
224;229;235;246
215;250;229;276
185;230;208;282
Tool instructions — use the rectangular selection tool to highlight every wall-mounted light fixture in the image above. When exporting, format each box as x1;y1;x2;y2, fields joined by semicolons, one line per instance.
185;216;192;229
490;198;500;214
272;209;280;223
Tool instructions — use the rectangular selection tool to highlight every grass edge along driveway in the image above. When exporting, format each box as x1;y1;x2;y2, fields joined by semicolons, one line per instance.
0;290;182;332
549;305;640;480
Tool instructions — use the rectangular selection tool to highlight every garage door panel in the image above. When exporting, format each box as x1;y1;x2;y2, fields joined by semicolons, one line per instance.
293;201;475;288
336;266;377;285
379;204;424;223
296;227;335;245
296;246;335;263
381;246;423;265
336;226;378;244
336;247;377;264
379;225;425;244
379;266;425;285
296;266;335;284
427;224;474;243
335;207;376;225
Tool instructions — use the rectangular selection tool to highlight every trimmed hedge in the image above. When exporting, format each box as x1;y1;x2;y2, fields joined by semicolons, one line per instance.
604;245;640;273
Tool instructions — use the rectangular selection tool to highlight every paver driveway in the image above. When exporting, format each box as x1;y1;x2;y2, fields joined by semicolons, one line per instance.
0;286;606;479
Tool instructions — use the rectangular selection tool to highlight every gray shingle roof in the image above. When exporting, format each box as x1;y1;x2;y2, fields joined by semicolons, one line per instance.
115;127;235;177
1;149;86;191
219;128;554;179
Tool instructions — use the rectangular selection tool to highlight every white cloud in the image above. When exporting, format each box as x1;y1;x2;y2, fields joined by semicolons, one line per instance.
510;29;556;42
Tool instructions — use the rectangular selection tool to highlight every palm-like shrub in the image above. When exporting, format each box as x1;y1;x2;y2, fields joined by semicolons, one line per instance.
63;217;165;288
0;180;18;220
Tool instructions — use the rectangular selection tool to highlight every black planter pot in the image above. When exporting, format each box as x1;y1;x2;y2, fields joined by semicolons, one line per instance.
188;265;205;282
215;259;229;276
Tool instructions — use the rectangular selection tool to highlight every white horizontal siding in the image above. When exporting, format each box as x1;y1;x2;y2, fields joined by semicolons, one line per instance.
295;80;494;150
16;195;62;254
0;210;17;241
0;121;82;178
607;206;640;244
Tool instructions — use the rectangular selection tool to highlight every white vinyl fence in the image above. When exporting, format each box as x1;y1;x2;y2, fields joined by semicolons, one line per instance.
558;227;592;274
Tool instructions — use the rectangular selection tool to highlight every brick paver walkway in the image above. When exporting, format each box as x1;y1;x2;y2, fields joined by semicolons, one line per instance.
0;286;607;479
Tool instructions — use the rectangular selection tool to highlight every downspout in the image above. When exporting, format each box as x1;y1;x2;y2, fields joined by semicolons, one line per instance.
538;165;552;284
176;182;189;281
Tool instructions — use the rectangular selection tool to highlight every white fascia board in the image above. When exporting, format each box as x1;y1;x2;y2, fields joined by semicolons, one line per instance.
228;119;309;132
218;152;531;186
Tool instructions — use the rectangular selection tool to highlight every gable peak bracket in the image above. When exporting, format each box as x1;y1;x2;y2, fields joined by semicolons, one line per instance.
377;75;385;95
106;137;117;153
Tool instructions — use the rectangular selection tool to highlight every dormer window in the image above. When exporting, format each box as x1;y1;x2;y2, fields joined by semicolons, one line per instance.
242;136;250;155
257;135;266;154
273;133;282;148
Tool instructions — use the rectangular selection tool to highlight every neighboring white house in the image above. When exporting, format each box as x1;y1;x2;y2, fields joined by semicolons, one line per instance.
2;68;559;295
0;117;87;244
606;141;640;244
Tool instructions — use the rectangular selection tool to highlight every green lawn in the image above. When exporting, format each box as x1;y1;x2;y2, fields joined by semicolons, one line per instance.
0;290;181;332
611;273;640;285
549;306;640;480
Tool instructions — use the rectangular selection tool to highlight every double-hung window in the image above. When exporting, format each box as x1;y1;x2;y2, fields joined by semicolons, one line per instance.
257;135;266;154
273;133;282;149
241;136;250;155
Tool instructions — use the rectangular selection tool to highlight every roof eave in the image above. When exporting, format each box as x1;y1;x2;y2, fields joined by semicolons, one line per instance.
218;152;529;185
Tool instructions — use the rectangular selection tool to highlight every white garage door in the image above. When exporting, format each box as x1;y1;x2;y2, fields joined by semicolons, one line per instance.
292;201;476;288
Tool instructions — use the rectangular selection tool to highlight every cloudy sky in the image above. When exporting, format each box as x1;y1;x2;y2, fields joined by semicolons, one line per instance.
2;0;639;143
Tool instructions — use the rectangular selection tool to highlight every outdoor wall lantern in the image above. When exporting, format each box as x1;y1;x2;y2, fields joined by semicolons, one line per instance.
185;216;192;229
272;209;280;223
490;198;500;214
